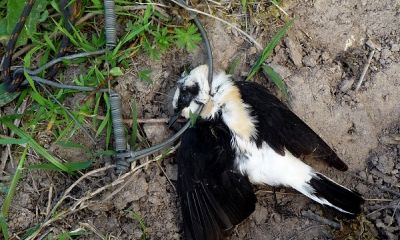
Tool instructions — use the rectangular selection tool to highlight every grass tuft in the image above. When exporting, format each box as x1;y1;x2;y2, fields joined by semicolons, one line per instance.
247;19;294;81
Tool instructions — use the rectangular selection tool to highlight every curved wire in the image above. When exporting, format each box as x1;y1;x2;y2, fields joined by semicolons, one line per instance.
124;0;214;161
24;50;106;76
27;76;109;92
5;0;213;167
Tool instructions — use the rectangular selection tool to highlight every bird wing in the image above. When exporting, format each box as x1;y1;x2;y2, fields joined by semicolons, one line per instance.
235;81;348;171
177;120;256;240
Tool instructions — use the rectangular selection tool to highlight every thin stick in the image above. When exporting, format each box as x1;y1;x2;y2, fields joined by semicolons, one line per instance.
270;0;289;16
301;211;341;230
80;222;106;240
367;199;400;211
365;198;394;202
102;146;178;202
157;161;176;192
389;200;400;226
47;165;115;218
169;0;263;50
46;185;53;216
355;49;375;91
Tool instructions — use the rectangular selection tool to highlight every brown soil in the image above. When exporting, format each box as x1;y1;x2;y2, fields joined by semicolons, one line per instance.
1;0;400;239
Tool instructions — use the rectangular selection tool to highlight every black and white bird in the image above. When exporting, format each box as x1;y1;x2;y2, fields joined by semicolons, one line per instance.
172;65;364;239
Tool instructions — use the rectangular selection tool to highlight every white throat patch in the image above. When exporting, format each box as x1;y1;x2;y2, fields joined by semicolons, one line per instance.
202;71;258;142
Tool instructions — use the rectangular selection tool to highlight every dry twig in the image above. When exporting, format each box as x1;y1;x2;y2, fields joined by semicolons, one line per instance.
169;0;263;50
28;146;177;239
354;49;375;91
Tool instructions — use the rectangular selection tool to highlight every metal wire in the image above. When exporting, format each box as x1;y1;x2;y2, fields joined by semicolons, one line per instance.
2;0;214;174
24;50;106;76
104;0;117;48
27;76;109;92
120;0;214;163
1;0;36;92
109;92;130;173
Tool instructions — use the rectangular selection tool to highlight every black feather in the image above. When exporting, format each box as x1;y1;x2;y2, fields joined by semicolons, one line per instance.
235;81;348;171
310;173;364;214
177;119;256;240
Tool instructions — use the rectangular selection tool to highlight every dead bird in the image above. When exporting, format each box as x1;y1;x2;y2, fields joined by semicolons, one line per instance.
171;65;364;239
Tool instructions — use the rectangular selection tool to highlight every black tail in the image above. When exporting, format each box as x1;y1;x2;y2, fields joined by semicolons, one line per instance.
309;173;364;215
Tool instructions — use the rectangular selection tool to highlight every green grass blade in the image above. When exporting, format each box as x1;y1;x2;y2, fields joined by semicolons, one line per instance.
1;146;28;218
0;214;9;240
28;161;92;172
0;83;20;107
113;23;150;56
96;110;109;137
262;64;289;99
128;210;147;240
241;0;247;13
0;137;28;145
43;31;56;52
189;110;199;126
21;225;40;239
56;141;84;149
106;115;113;149
247;19;294;80
2;121;70;172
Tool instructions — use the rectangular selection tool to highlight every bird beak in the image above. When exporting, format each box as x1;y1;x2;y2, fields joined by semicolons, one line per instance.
168;110;182;128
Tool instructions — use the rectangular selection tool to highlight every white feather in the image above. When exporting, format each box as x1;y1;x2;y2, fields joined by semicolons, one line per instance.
233;136;352;213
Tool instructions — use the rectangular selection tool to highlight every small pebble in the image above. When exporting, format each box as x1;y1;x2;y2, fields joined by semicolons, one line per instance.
390;43;400;52
321;51;330;61
375;219;385;228
376;155;395;174
366;39;382;50
384;215;393;225
381;48;392;60
339;78;354;92
359;171;367;179
302;55;317;67
368;175;374;183
285;37;303;67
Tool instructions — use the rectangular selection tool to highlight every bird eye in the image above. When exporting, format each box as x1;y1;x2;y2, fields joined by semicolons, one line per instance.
186;84;199;95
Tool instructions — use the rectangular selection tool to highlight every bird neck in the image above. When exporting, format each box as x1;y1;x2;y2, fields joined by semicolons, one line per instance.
200;73;257;141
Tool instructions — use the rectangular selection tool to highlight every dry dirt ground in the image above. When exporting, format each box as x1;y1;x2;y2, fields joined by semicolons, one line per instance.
2;0;400;239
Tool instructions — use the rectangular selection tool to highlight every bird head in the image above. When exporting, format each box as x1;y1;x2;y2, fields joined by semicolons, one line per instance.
169;65;210;126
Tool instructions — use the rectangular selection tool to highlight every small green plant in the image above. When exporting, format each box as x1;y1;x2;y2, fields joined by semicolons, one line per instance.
128;210;148;240
1;146;28;220
174;24;202;51
154;27;171;50
247;19;294;81
241;0;247;13
54;228;86;240
189;110;199;127
138;69;152;83
247;19;294;100
0;1;203;238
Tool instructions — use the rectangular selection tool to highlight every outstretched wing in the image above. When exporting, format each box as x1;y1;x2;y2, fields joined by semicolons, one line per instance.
236;81;348;171
177;120;256;240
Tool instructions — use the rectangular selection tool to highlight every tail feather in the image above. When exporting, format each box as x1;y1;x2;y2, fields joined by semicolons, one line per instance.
302;173;364;214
